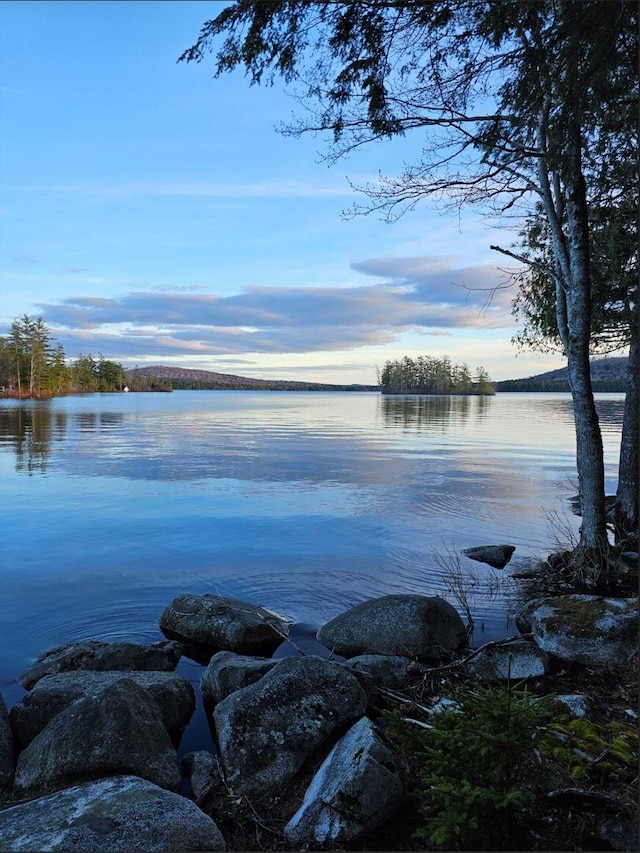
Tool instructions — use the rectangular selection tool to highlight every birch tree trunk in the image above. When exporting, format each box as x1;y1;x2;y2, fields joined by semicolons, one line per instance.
562;167;608;558
537;96;609;563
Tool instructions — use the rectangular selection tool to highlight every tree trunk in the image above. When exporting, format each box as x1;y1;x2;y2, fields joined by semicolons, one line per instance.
565;334;608;554
615;325;638;544
563;165;609;561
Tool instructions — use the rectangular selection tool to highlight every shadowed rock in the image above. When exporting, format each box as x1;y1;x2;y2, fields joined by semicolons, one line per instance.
160;594;288;656
182;750;223;804
213;656;366;796
10;670;195;752
0;775;226;851
201;650;277;705
317;595;467;661
345;654;419;695
462;544;516;569
284;716;406;846
0;694;13;790
552;694;591;717
18;639;182;690
14;679;180;793
463;638;549;681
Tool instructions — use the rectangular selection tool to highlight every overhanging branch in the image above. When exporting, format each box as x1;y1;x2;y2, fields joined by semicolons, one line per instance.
490;244;556;280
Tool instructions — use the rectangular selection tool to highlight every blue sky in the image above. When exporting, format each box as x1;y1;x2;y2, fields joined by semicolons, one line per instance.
0;1;568;384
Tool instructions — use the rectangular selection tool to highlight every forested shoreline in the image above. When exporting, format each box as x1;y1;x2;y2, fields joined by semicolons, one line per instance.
0;316;180;396
0;316;133;396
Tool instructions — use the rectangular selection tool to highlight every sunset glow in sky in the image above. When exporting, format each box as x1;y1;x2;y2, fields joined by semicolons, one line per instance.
0;1;569;384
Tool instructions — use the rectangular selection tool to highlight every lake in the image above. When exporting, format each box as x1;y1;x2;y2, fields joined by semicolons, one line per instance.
0;391;624;748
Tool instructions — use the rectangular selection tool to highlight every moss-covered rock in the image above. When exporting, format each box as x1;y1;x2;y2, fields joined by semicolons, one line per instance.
516;595;638;665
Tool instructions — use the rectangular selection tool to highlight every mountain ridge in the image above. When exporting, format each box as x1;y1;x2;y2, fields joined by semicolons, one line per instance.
128;355;629;393
127;365;378;392
495;355;628;392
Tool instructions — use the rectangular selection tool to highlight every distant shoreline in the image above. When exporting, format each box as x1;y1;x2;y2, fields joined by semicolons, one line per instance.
0;386;628;401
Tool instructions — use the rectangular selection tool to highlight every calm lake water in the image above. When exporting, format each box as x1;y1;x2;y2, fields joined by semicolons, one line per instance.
0;391;624;742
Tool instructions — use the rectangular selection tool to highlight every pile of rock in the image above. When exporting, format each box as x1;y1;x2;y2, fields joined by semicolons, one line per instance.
0;588;637;851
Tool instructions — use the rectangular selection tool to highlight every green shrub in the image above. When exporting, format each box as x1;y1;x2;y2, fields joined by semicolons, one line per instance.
387;682;551;850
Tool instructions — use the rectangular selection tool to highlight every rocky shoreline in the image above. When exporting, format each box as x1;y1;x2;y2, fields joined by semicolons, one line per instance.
0;548;637;851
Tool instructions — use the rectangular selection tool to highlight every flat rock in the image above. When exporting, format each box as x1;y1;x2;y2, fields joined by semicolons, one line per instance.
0;775;226;851
18;639;182;690
14;679;180;793
462;544;516;569
0;694;14;790
201;650;276;705
213;655;367;796
10;670;195;753
159;594;288;656
463;638;549;681
516;595;638;665
317;595;467;661
284;716;406;846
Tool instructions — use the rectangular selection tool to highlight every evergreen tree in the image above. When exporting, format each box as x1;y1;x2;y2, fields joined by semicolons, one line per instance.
379;354;493;395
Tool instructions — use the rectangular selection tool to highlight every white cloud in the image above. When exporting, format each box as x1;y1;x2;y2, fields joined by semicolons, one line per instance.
28;253;517;363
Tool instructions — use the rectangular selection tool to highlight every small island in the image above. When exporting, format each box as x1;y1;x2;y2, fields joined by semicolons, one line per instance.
378;355;495;395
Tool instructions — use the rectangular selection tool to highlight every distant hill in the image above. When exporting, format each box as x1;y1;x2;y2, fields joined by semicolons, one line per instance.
496;356;629;392
126;365;378;392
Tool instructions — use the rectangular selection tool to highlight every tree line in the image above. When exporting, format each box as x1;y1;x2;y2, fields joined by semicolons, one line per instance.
378;356;494;395
0;315;129;396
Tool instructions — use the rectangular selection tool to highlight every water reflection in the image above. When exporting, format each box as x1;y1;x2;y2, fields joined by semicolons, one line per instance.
380;394;475;430
0;393;625;485
0;405;126;475
0;391;625;710
0;404;57;475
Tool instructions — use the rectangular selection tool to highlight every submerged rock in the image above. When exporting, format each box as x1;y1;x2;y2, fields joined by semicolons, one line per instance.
284;716;406;847
0;694;14;790
213;655;366;796
159;593;288;656
317;595;467;661
10;670;195;752
14;679;181;794
462;544;516;569
201;650;277;706
464;638;549;681
516;595;638;666
18;639;182;690
0;775;226;851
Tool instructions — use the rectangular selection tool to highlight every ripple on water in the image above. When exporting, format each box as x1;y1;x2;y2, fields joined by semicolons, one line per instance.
0;391;623;717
